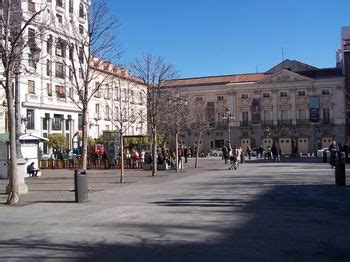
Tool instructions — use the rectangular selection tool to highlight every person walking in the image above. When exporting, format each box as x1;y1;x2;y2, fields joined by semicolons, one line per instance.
329;140;339;168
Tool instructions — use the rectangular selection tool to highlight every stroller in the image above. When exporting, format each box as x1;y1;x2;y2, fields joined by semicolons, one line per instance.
229;155;239;170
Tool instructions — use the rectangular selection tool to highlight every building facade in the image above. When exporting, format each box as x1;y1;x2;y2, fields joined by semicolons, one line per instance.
0;0;147;157
166;61;345;155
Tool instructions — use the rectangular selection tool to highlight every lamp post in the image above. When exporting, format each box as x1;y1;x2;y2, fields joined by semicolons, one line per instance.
223;111;235;147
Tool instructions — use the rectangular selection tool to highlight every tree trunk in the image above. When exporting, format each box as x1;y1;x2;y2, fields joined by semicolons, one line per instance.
175;132;179;174
6;77;19;205
195;130;202;168
81;107;89;170
120;133;124;183
14;71;23;159
152;127;157;176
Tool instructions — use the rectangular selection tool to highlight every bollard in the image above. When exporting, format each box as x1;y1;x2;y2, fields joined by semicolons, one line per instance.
335;162;346;186
241;154;245;163
74;170;88;203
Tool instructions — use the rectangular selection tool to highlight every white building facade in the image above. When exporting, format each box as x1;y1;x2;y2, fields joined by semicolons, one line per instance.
0;0;147;157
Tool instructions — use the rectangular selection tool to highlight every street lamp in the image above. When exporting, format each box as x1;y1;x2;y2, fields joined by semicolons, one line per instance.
223;111;235;146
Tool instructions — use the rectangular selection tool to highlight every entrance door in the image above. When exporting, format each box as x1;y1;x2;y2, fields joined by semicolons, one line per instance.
279;138;292;155
297;138;308;154
241;139;251;153
321;137;332;149
262;138;273;150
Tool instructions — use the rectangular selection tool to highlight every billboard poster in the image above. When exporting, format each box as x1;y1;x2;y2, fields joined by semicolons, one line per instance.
251;98;261;124
309;97;320;122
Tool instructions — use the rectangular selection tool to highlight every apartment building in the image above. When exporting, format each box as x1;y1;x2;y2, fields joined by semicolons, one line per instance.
165;60;345;155
0;0;147;157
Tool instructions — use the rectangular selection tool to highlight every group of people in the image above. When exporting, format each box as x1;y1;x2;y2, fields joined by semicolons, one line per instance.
328;140;349;167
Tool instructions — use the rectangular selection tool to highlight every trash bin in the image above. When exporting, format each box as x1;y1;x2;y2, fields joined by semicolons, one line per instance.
335;162;346;186
74;170;88;203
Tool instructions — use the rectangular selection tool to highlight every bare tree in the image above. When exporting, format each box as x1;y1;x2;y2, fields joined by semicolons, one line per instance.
0;1;46;204
188;98;212;168
159;90;188;173
131;54;179;176
61;0;120;170
106;75;146;183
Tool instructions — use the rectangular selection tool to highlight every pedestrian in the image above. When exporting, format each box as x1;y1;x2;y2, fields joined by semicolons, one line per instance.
329;140;339;168
184;147;188;163
27;162;39;177
271;142;279;162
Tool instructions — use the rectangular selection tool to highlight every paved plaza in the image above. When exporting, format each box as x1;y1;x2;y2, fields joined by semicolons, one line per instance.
0;157;350;261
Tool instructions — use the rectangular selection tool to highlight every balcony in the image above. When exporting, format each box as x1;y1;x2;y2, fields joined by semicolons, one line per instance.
277;119;292;126
240;120;251;127
261;120;274;126
296;119;309;125
94;113;101;120
25;94;40;103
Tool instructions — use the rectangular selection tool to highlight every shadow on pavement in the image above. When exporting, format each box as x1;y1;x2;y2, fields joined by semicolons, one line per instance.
1;183;350;261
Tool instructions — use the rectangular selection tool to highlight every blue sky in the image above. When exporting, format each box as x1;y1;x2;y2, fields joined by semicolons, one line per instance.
106;0;350;78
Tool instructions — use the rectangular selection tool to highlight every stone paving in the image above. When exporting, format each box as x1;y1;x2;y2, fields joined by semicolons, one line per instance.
0;157;349;261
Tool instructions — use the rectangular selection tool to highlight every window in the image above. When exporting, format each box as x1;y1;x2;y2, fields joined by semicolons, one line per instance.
79;3;85;18
78;114;83;130
56;0;63;8
26;109;35;130
28;53;35;68
263;110;271;121
69;43;74;60
322;108;330;124
46;59;51;76
95;104;100;116
262;92;270;98
28;0;35;12
43;118;48;130
69;66;73;80
298;109;307;119
217;96;224;101
130;108;135;119
104;84;110;99
105;105;110;120
47;35;52;55
280;91;288;97
69;0;73;13
130;90;134;103
56;14;62;23
242;111;249;121
66;118;70;131
281;110;288;120
297;90;306;96
56;39;65;57
52;114;62;130
196;97;203;102
105;125;110;131
47;83;52;96
55;62;64;78
138;91;143;104
28;28;35;47
28;80;35;94
79;68;83;79
94;82;101;97
114;106;119;118
241;94;248;99
322;89;330;95
78;47;84;63
79;24;84;34
55;85;65;98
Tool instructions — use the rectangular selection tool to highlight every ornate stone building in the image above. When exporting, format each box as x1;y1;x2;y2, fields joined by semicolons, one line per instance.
165;60;345;155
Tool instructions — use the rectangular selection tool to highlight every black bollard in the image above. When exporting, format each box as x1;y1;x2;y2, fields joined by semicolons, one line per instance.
322;151;327;163
335;162;346;186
